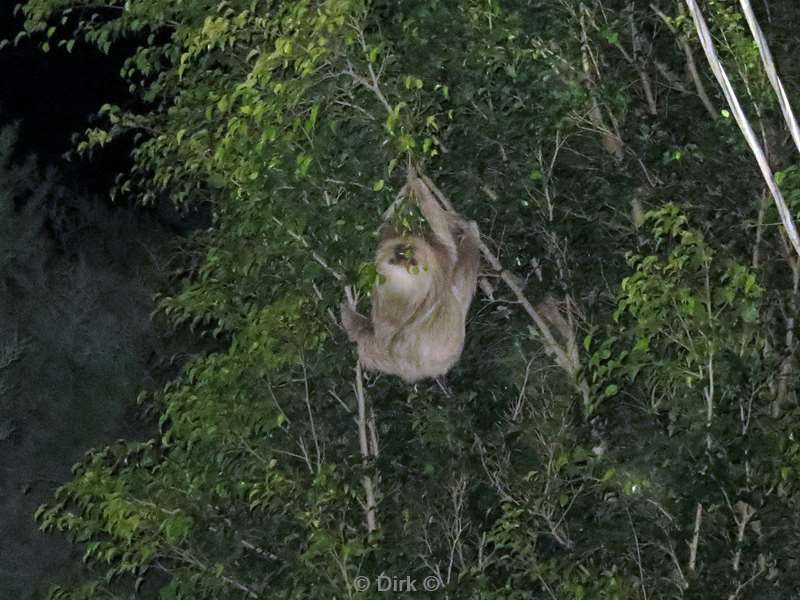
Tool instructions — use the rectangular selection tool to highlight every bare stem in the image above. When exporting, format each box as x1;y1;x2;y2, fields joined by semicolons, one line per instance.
626;507;648;600
354;361;378;532
751;191;769;270
731;500;755;573
651;3;718;120
302;359;322;472
688;503;703;575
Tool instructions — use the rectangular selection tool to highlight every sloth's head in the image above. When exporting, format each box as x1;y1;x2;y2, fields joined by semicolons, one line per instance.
375;236;436;300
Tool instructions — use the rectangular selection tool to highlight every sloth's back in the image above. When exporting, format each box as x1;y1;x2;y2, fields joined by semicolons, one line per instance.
365;302;466;383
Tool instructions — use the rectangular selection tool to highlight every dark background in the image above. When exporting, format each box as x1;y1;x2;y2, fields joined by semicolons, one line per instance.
0;5;171;597
0;2;130;192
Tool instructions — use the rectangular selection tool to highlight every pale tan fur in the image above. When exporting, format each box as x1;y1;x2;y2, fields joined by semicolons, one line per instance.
341;179;480;383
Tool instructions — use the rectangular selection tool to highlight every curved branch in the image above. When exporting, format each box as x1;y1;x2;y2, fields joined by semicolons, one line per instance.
418;174;590;405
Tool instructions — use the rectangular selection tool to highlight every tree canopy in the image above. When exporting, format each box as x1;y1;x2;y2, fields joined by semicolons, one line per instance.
14;0;800;598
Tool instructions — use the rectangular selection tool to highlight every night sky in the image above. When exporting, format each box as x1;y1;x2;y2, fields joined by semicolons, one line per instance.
0;1;130;194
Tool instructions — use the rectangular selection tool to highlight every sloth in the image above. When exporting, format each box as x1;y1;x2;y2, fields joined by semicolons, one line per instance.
341;178;480;383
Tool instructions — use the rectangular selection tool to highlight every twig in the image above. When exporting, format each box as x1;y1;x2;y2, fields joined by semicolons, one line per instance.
239;538;279;561
659;540;689;591
155;554;260;599
727;565;766;600
704;350;715;449
653;59;690;93
604;13;657;115
510;356;535;422
344;25;393;114
380;181;412;221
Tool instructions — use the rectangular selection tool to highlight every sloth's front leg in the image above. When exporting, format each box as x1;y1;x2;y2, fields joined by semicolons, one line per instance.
340;287;372;342
340;301;396;376
409;177;458;261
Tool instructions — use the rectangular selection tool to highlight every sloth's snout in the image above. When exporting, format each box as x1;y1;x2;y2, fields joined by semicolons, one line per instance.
392;244;418;267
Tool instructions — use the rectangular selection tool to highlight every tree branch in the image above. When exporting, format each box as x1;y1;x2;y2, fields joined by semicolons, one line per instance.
651;4;718;120
688;502;703;575
739;0;800;153
419;174;590;406
353;361;378;533
683;0;800;258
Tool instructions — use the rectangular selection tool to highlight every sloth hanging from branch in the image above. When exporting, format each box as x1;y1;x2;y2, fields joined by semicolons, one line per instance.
340;170;481;383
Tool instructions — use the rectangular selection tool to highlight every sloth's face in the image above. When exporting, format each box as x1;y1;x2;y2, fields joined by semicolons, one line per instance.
375;237;434;297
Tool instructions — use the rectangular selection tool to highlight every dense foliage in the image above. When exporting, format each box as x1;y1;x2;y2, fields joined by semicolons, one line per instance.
14;0;800;597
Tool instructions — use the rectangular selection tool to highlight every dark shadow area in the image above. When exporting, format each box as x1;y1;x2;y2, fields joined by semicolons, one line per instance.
0;1;132;193
0;118;176;598
0;4;191;597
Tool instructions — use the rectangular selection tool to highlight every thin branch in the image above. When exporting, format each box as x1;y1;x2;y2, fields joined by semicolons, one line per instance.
651;4;718;120
604;12;657;115
367;408;379;458
301;358;322;472
739;0;800;153
420;174;591;405
275;215;344;281
730;500;755;573
155;554;260;599
688;502;703;574
578;4;624;159
343;24;393;115
626;506;648;600
653;59;690;93
751;190;769;269
727;565;766;600
354;361;378;532
704;351;715;449
683;0;800;258
510;356;535;422
658;540;689;591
